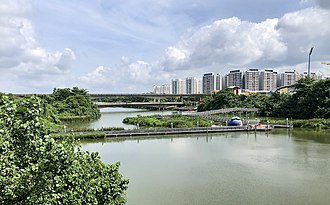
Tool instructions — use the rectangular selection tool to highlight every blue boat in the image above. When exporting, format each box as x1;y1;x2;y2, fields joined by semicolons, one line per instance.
228;116;242;126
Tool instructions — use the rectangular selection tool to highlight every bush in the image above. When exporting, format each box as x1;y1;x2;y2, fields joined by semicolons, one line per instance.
123;115;211;128
0;95;128;204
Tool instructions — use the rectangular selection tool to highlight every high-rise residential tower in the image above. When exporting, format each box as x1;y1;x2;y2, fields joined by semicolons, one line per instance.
277;71;300;87
227;70;243;88
172;79;186;94
260;69;277;91
215;73;222;91
202;73;216;94
244;69;260;91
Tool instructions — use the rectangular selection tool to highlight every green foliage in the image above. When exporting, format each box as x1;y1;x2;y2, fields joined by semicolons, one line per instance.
123;115;211;128
282;77;330;119
268;118;330;129
197;77;330;120
44;87;101;121
197;89;273;113
0;96;128;204
51;132;106;140
198;89;239;111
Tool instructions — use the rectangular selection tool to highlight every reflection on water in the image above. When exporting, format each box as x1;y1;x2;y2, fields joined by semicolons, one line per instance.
82;129;330;205
67;107;174;130
291;128;330;144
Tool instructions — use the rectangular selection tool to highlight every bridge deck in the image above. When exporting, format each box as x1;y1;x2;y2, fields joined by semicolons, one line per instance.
95;101;185;107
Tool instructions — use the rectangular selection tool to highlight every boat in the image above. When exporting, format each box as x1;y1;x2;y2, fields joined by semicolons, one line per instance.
228;116;242;126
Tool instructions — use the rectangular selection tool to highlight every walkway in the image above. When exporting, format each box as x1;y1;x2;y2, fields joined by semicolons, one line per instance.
103;125;271;137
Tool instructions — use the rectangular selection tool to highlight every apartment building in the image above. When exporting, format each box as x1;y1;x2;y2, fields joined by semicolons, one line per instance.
186;77;201;94
153;85;172;94
202;73;216;94
260;70;277;91
215;73;222;91
226;70;243;88
172;79;186;94
244;69;259;91
277;71;300;87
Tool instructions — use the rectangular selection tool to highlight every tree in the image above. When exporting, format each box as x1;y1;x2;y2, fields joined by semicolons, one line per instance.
198;89;239;111
0;95;128;204
45;87;101;120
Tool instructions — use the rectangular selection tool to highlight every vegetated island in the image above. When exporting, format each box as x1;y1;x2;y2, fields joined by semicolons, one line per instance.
123;114;212;128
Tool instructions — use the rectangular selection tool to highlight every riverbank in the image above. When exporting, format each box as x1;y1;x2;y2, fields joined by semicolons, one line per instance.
266;118;330;129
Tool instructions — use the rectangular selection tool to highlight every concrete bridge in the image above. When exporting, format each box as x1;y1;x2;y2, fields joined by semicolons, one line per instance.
11;93;206;109
89;93;209;98
12;93;209;98
95;101;185;108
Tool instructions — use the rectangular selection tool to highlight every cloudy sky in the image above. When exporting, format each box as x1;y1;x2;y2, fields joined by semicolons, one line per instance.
1;0;330;93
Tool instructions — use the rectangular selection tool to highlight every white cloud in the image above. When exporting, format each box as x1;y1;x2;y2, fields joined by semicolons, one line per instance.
79;6;330;92
160;6;330;76
79;57;175;92
80;66;114;84
162;17;287;72
2;0;330;93
0;0;76;92
276;7;330;69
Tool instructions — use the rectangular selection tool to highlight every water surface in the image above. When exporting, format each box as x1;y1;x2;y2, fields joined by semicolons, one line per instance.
82;129;330;205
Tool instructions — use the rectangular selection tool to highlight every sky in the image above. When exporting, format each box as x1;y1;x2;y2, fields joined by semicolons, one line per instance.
1;0;330;93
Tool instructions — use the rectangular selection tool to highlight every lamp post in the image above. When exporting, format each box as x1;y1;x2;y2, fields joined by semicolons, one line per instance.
308;47;314;77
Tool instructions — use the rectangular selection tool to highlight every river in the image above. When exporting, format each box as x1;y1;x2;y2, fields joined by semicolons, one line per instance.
79;108;330;205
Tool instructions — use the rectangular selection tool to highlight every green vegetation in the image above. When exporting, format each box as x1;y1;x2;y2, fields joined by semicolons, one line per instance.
66;127;124;133
0;95;128;204
123;115;211;128
43;87;101;121
51;132;106;140
268;118;330;129
198;78;330;128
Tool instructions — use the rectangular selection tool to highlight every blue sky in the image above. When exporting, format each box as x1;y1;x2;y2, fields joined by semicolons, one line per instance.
0;0;330;93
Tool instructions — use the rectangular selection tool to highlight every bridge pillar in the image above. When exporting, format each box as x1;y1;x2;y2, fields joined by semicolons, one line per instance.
153;97;161;103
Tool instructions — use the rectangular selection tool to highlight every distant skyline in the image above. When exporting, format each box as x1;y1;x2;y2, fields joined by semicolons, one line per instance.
1;0;330;93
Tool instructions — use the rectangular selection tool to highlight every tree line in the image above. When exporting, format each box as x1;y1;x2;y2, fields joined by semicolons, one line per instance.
198;77;330;119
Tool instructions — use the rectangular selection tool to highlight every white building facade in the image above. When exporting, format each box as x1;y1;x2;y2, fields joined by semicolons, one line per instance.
244;69;260;91
260;70;277;91
172;79;186;94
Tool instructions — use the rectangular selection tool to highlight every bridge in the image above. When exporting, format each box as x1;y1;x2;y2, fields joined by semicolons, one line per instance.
12;93;209;99
10;93;208;109
89;93;209;99
95;101;185;108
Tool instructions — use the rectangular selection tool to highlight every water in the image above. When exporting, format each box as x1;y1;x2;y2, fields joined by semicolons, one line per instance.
67;107;174;130
79;109;330;205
